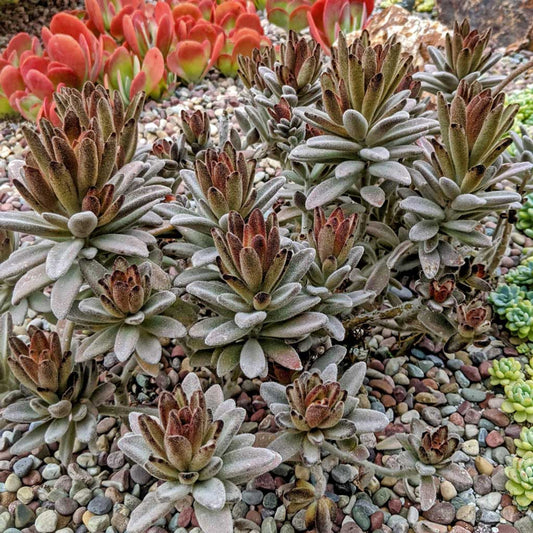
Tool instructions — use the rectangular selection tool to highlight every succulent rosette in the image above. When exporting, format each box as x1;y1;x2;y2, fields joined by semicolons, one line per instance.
505;452;533;509
505;301;533;341
261;361;389;465
502;380;533;423
3;328;115;464
186;209;328;378
515;427;533;457
0;83;170;320
506;260;533;289
489;285;524;317
489;358;524;387
67;257;186;374
118;373;281;533
395;423;461;511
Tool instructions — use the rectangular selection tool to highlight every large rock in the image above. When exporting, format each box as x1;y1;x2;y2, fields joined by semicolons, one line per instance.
347;6;449;67
437;0;533;50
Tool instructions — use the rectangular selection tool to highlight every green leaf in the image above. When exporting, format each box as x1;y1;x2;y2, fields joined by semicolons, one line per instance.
50;263;83;320
45;239;84;280
90;233;149;257
240;338;266;378
261;312;327;338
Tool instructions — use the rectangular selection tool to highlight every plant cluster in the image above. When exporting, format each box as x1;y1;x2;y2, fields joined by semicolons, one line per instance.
0;0;269;121
1;16;533;530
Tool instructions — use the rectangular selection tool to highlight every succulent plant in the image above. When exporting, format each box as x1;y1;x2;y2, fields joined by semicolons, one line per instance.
0;83;169;320
444;301;492;352
67;257;186;375
180;109;211;155
489;285;523;316
505;300;533;341
290;31;438;210
118;372;281;533
236;32;322;161
506;259;533;289
3;328;115;464
399;81;522;278
515;427;533;457
488;358;524;387
164;141;285;267
0;313;18;403
261;360;389;465
396;424;460;511
518;193;533;238
505;452;533;509
308;0;374;55
502;380;533;424
414;274;461;313
414;19;504;100
266;0;313;32
303;207;375;340
186;209;328;378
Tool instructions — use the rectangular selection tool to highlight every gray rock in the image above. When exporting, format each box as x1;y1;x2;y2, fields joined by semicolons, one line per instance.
42;464;61;481
477;510;500;524
292;509;308;531
87;496;113;515
421;407;442;426
13;457;34;478
332;464;358;484
242;489;263;506
55;497;78;516
35;510;58;533
516;516;533;533
388;515;409;533
476;492;501;511
422;502;456;524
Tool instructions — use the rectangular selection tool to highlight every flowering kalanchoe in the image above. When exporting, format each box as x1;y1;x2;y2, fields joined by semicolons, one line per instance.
260;361;388;465
396;424;460;511
502;380;533;423
489;285;523;317
515;427;533;457
489;358;525;387
68;257;186;375
118;373;281;533
505;452;533;509
3;328;114;464
186;209;328;378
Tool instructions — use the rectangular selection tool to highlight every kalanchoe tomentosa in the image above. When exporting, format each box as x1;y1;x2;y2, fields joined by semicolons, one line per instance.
67;257;186;375
414;19;504;100
396;424;460;511
164;141;285;268
3;328;114;464
0;83;170;320
118;373;281;533
290;31;438;209
488;358;524;387
260;361;389;465
186;209;328;378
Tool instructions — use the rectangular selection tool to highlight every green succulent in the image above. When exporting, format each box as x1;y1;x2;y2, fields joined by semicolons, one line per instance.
518;194;533;238
489;285;523;316
502;380;533;423
414;19;503;100
290;31;438;210
515;427;533;457
518;343;533;356
504;126;533;192
0;83;169;320
184;209;328;379
507;89;533;132
3;328;115;464
505;301;533;341
506;260;533;289
118;372;281;533
488;358;524;387
505;452;533;509
66;257;186;375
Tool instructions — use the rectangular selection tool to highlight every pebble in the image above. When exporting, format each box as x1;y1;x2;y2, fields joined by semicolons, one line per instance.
440;480;457;500
332;464;358;484
35;510;58;532
16;486;33;504
87;496;113;515
462;440;480;455
477;492;501;511
56;497;79;516
242;489;263;506
42;464;61;480
423;502;456;524
12;458;34;478
4;474;21;493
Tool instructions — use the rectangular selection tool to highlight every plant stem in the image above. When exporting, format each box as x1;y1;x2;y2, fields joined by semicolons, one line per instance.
487;214;513;276
61;320;75;352
149;224;175;237
343;301;420;330
99;404;158;418
114;357;138;405
493;58;533;95
321;442;418;478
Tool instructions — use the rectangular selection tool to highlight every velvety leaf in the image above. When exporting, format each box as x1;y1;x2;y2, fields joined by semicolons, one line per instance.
261;312;327;338
239;338;267;379
50;263;83;320
219;446;281;484
305;176;354;209
192;478;226;511
268;432;303;462
214;407;246;456
90;234;149;257
194;502;233;533
142;316;186;339
125;492;176;533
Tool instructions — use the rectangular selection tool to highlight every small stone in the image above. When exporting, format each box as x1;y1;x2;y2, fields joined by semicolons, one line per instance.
423;502;456;525
516;516;533;533
486;430;505;448
87;496;113;515
473;474;492;495
332;464;358;484
130;465;152;485
477;492;502;511
456;504;476;525
440;480;457;500
13;457;34;478
56;497;78;516
483;409;510;427
87;514;110;532
461;388;486;402
262;517;277;533
14;503;34;528
16;486;34;505
35;509;59;532
462;439;480;455
5;474;22;492
373;487;392;507
242;489;263;506
421;407;442;426
292;509;308;531
475;456;494;475
352;507;371;531
42;464;61;480
106;452;125;470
